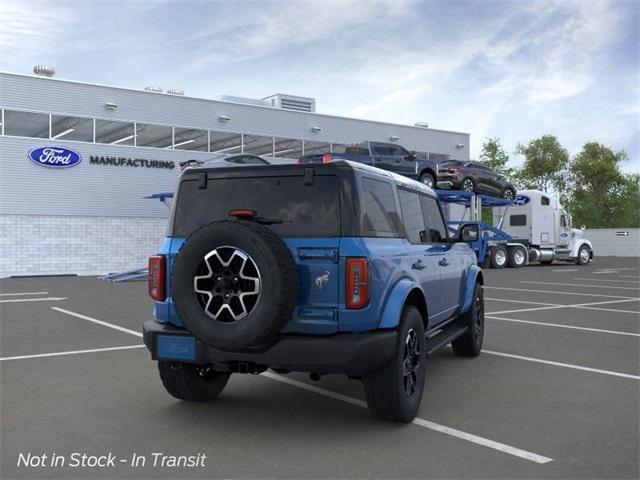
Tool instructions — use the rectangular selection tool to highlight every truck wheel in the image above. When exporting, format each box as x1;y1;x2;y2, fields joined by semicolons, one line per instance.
172;220;299;350
507;246;526;268
158;361;230;402
462;178;475;192
489;245;507;269
362;306;426;422
576;245;591;265
452;282;484;357
419;172;435;189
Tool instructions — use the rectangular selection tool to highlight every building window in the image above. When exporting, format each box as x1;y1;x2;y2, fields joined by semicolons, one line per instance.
210;131;243;154
243;134;274;156
331;143;348;154
51;114;93;142
273;137;302;158
173;127;208;151
3;110;49;138
95;119;135;145
303;140;330;156
135;123;173;148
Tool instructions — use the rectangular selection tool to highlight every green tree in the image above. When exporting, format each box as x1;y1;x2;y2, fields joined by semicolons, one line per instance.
479;137;512;176
516;135;569;193
565;142;638;228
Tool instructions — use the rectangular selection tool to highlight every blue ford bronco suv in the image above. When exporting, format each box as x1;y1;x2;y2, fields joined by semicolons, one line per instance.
144;160;484;422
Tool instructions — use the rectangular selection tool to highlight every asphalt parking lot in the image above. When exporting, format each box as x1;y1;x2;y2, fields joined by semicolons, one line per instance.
1;256;638;479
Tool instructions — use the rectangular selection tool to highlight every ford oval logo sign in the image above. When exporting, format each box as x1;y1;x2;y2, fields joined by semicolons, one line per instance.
165;343;189;355
28;146;82;168
513;195;530;206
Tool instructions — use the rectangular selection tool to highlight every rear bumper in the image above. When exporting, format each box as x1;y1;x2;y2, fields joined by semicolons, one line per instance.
143;320;397;375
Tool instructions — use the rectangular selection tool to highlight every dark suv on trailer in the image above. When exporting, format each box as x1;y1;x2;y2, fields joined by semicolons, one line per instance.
144;161;484;422
437;160;516;199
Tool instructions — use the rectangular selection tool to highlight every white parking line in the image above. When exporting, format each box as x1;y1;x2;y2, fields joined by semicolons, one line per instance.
621;275;640;279
520;281;640;291
0;297;67;304
0;345;144;362
486;286;637;299
262;372;553;464
0;291;49;296
51;307;143;338
487;315;640;337
487;298;640;315
572;278;640;284
486;298;558;306
552;269;579;272
482;350;639;380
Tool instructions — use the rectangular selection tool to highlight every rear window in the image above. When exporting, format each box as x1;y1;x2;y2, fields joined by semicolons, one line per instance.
345;146;369;156
172;175;340;237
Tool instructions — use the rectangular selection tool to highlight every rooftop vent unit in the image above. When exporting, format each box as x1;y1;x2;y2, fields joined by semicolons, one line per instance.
167;89;184;96
33;65;55;77
144;85;163;93
262;94;316;113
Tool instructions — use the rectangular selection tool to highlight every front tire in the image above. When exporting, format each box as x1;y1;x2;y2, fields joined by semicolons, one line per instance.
158;361;230;402
576;245;591;265
452;282;484;357
363;306;426;422
503;188;516;201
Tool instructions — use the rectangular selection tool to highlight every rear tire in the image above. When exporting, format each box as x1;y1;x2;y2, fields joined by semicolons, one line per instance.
363;306;426;422
490;245;508;269
462;178;475;192
158;361;230;402
452;282;484;357
419;172;435;189
507;246;526;268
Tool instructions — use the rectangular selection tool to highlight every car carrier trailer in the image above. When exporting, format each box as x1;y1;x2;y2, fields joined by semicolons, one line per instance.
438;189;594;268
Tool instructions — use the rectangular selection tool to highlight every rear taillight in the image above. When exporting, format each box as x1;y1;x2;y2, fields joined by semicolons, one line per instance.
148;255;166;301
346;258;369;309
322;153;332;164
448;167;460;173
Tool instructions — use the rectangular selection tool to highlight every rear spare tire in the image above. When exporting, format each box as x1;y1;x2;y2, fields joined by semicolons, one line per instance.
172;220;299;350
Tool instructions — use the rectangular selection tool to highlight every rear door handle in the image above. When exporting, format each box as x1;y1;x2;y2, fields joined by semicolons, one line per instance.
412;260;426;270
439;258;450;267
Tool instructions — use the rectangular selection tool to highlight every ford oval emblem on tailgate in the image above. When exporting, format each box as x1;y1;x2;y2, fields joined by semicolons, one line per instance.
28;146;82;168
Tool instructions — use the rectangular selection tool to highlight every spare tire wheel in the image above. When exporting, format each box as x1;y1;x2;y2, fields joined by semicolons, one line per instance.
171;220;299;350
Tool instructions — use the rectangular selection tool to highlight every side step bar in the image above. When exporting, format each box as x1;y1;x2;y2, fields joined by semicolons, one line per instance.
425;324;468;356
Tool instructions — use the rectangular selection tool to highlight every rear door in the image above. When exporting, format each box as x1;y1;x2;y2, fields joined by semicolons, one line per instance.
397;188;442;319
420;194;462;322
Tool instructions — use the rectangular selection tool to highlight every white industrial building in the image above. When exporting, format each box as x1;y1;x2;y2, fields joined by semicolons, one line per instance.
0;69;470;277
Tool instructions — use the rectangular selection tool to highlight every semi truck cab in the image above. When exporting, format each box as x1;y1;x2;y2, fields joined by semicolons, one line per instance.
494;190;593;265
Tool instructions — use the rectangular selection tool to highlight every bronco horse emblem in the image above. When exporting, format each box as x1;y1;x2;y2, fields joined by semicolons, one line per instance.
315;271;330;289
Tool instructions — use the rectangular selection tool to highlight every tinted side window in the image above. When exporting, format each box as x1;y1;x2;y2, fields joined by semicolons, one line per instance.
420;195;448;243
361;177;402;235
510;214;527;226
541;196;550;206
398;189;426;244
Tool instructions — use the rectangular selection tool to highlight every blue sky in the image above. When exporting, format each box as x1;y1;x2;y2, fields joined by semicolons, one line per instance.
1;0;638;172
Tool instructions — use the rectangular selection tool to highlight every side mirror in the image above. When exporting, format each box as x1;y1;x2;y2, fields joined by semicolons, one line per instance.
458;223;479;242
406;151;417;161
